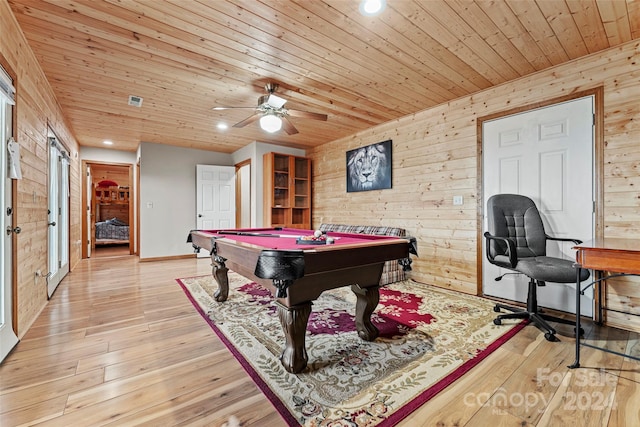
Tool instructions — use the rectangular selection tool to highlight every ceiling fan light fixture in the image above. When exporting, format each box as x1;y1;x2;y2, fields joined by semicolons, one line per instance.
259;114;282;133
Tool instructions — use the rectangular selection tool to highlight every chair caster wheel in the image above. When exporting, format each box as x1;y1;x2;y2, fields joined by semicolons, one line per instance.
493;306;501;313
574;327;585;337
493;318;502;325
544;333;558;342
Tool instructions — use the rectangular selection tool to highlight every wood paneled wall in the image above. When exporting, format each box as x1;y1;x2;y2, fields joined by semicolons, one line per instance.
309;40;640;331
91;164;130;188
1;2;80;335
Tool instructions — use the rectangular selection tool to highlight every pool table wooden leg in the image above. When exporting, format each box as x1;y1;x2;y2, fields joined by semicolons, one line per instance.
210;255;229;302
276;301;311;374
351;284;380;341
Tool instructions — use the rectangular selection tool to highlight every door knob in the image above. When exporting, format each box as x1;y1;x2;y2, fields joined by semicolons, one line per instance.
48;221;56;226
198;214;203;218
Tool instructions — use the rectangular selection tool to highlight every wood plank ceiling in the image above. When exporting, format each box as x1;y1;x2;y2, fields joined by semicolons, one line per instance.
8;0;640;153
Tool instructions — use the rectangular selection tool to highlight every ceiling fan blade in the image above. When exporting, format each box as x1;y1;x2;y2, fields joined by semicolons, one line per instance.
233;113;262;128
287;109;328;121
282;117;299;135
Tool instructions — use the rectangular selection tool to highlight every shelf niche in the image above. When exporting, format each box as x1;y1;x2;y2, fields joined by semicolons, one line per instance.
264;152;311;229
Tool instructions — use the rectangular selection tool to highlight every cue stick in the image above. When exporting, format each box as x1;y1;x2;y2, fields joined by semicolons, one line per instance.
217;230;300;238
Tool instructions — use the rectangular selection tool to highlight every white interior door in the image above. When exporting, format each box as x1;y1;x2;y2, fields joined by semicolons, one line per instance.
0;65;18;362
47;137;70;297
196;165;236;258
482;96;594;316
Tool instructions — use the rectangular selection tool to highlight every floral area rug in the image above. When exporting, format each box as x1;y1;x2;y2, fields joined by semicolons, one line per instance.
177;273;525;426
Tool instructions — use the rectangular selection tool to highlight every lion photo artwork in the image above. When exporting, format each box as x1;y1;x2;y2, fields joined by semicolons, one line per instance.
346;139;392;192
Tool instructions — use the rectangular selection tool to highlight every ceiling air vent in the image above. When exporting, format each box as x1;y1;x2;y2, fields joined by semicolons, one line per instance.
128;95;143;107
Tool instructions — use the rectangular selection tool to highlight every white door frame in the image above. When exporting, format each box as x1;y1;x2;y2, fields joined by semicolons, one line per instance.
477;88;605;300
86;165;92;258
0;63;18;362
235;160;251;228
47;135;70;298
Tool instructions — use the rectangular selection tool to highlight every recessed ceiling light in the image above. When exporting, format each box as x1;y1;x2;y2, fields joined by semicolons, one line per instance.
103;140;113;145
359;0;386;16
217;123;228;130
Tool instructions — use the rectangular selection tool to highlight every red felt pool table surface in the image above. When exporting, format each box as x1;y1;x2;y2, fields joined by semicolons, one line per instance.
196;227;400;250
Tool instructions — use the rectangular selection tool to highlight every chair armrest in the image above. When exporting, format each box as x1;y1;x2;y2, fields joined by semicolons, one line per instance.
484;232;518;269
545;235;583;245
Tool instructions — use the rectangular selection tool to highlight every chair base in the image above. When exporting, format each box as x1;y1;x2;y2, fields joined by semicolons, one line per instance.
493;278;578;342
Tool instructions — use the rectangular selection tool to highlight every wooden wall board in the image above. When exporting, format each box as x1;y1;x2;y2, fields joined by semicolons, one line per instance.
309;40;640;333
1;1;81;336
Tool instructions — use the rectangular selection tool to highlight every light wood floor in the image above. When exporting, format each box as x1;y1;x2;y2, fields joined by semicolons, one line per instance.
91;244;131;258
1;256;639;426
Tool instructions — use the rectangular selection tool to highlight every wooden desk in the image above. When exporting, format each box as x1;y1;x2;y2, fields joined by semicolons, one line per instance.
570;238;640;368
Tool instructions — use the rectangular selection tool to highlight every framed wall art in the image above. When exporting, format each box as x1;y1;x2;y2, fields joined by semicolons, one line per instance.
346;139;392;192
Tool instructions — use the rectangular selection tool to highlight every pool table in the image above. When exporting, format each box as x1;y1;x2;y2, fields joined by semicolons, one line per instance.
188;227;417;373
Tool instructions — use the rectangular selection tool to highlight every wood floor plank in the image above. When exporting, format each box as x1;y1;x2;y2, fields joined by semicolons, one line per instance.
102;341;226;382
49;358;247;426
105;379;269;427
0;370;104;414
399;346;528;426
104;316;213;352
469;405;534;426
0;395;68;427
173;393;279;427
0;359;80;394
536;366;618;427
5;330;87;354
22;316;92;340
606;375;640;427
76;325;216;374
1;334;106;364
489;334;576;423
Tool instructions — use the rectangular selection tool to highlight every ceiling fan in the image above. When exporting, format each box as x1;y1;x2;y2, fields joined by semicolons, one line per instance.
213;83;328;135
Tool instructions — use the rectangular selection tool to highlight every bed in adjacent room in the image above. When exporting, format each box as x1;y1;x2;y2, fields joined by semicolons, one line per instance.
95;217;129;244
93;179;130;246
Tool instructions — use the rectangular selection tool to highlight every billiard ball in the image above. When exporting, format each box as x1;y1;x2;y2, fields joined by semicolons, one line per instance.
326;237;335;244
313;230;323;238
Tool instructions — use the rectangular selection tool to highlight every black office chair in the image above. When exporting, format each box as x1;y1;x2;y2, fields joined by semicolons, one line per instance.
484;194;590;341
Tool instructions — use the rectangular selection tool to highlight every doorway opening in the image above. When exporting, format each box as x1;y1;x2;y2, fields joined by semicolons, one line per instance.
235;159;251;228
82;161;134;258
